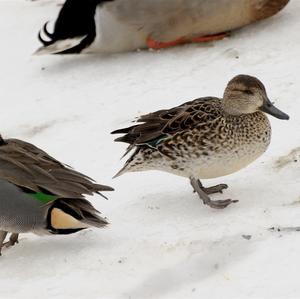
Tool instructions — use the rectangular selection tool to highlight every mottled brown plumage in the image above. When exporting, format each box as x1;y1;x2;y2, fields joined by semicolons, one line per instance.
113;97;221;147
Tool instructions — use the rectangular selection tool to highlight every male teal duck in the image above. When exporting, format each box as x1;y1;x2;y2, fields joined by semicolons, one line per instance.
112;75;289;209
0;136;113;255
36;0;289;54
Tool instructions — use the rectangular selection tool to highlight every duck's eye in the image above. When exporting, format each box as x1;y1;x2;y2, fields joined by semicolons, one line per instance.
244;89;254;95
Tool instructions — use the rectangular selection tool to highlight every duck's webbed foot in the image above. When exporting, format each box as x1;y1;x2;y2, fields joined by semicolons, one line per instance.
146;35;187;49
0;233;19;255
146;32;227;50
198;181;228;195
3;233;19;248
188;32;227;43
190;177;238;209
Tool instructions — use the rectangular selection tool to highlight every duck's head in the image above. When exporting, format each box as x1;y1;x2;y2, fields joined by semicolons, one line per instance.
222;74;289;120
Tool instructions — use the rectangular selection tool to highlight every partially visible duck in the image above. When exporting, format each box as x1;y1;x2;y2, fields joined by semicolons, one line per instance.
112;75;289;209
0;135;113;255
36;0;290;54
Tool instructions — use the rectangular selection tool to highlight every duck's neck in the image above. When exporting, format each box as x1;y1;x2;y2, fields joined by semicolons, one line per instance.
222;96;259;116
222;101;243;116
222;94;246;116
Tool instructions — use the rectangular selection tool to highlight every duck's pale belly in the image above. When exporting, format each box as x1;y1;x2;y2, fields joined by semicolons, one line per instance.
150;139;270;179
180;143;269;179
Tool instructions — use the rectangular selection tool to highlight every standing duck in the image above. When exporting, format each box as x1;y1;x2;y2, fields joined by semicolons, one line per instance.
0;135;113;255
36;0;290;54
112;75;289;209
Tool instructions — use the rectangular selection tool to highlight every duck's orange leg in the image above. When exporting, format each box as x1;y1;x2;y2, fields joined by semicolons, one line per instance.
146;32;227;50
146;36;188;50
188;32;227;43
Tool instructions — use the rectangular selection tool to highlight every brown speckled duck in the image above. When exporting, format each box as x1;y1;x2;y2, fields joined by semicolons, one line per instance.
36;0;289;54
112;75;289;209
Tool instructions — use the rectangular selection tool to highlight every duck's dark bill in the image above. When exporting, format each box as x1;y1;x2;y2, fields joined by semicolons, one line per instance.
260;99;289;120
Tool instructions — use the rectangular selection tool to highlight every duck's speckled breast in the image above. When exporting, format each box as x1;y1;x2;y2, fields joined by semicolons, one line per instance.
194;114;271;178
157;111;271;179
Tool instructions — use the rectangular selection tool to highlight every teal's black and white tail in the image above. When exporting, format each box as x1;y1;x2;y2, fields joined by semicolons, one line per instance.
47;198;109;235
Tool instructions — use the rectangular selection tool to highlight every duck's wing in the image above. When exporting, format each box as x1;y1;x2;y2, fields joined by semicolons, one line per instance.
0;139;113;198
112;97;221;149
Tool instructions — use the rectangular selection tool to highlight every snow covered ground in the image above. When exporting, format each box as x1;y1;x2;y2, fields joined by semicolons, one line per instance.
0;0;300;298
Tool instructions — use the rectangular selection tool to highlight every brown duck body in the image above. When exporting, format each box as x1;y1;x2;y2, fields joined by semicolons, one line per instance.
113;97;271;179
112;74;289;209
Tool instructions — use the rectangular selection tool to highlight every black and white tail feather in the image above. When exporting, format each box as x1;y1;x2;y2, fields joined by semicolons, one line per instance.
36;0;114;55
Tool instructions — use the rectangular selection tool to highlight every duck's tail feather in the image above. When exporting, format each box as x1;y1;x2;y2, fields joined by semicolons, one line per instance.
34;36;86;55
35;0;115;55
113;147;141;178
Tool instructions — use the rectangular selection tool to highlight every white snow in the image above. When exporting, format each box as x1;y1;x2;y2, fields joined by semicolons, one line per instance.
0;1;299;298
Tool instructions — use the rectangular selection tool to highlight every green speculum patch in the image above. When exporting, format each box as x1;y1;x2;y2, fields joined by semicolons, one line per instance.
145;135;168;149
30;192;57;203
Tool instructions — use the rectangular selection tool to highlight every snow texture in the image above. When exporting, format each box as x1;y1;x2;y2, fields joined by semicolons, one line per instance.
0;0;299;298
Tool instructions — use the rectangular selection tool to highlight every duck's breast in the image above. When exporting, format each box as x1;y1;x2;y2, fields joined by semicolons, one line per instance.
190;112;272;179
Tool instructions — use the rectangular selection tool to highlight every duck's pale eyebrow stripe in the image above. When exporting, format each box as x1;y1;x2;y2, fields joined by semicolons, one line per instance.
231;88;245;92
231;88;254;94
